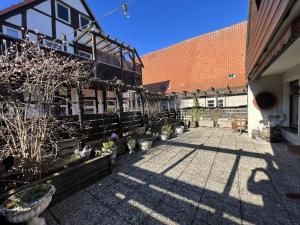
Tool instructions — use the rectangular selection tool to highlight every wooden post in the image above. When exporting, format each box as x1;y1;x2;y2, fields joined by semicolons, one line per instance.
77;84;84;129
95;89;99;113
140;91;145;116
103;89;108;113
91;32;97;60
116;88;124;137
67;86;72;116
167;96;171;114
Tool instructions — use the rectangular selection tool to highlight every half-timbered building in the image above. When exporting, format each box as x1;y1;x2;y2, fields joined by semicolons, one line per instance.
0;0;143;116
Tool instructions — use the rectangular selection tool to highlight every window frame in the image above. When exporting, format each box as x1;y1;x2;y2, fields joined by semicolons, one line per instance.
56;1;71;24
289;80;299;132
44;39;63;51
4;27;20;38
217;99;224;107
79;14;90;28
207;99;215;108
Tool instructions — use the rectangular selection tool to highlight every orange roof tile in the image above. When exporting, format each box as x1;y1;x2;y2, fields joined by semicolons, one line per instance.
142;22;247;94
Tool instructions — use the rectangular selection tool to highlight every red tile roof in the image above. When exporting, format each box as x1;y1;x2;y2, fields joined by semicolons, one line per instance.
142;22;247;94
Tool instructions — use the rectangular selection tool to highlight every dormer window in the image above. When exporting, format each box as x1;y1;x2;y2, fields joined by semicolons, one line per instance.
56;2;71;23
79;15;90;28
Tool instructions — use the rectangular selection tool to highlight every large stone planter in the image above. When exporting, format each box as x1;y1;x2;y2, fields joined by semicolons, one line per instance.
0;185;56;225
138;138;153;151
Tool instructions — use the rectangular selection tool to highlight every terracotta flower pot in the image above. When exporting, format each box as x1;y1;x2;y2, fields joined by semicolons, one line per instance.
0;185;56;225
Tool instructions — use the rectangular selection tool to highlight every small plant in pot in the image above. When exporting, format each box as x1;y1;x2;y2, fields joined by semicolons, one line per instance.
102;140;117;165
160;124;173;140
0;183;56;225
210;108;220;127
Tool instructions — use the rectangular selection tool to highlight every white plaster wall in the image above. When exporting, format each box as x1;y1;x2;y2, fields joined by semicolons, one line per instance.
226;95;247;107
56;21;74;53
34;0;51;15
5;14;22;26
62;0;88;15
180;95;247;108
27;9;52;37
248;75;283;136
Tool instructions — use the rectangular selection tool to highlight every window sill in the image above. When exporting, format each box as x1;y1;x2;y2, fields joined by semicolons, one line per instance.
282;126;298;134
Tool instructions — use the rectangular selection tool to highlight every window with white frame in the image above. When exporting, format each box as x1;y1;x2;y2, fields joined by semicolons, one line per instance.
218;99;224;107
79;15;90;28
107;100;116;113
44;39;63;51
207;99;215;108
78;50;92;59
84;100;96;114
5;27;20;38
56;2;71;23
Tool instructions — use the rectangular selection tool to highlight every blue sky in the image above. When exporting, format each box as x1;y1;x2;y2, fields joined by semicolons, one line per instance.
1;0;248;55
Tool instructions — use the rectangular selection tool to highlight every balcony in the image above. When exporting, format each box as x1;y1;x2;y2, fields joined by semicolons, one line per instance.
0;28;143;87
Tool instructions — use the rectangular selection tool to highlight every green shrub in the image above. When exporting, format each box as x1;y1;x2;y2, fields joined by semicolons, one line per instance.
102;141;114;150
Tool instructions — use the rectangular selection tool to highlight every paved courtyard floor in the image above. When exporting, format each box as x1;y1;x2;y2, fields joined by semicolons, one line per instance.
44;128;300;225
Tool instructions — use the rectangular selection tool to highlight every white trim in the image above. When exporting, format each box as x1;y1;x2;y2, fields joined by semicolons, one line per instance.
56;1;71;24
3;26;21;38
79;14;90;28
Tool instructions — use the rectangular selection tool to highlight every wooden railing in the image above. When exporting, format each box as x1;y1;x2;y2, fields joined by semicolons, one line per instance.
56;111;144;143
0;33;142;86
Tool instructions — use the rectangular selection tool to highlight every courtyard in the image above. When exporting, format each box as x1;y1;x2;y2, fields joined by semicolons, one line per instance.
43;128;300;225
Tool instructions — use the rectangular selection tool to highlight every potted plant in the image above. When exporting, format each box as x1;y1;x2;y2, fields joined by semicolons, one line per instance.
175;125;185;135
210;108;220;127
137;136;153;151
102;140;117;165
127;138;137;154
0;184;56;225
160;123;173;140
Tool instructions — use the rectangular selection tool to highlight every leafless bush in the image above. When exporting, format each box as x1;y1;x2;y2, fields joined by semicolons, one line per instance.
0;39;90;179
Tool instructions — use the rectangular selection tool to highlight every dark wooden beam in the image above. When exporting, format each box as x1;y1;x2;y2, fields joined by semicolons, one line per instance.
103;89;107;113
73;26;90;43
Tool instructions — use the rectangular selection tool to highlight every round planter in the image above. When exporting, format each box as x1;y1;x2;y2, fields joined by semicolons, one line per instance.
160;133;170;141
0;185;56;225
127;138;137;154
190;121;199;128
175;126;184;135
138;138;153;151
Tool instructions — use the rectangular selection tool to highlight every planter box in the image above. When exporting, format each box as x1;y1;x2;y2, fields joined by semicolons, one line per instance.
198;120;214;127
0;155;111;214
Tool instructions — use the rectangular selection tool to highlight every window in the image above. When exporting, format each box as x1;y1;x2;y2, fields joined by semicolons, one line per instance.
84;100;96;114
218;99;224;107
44;39;63;51
5;28;19;38
56;2;70;23
290;80;299;131
79;15;90;28
207;100;215;108
107;100;116;113
228;73;236;79
78;50;92;59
